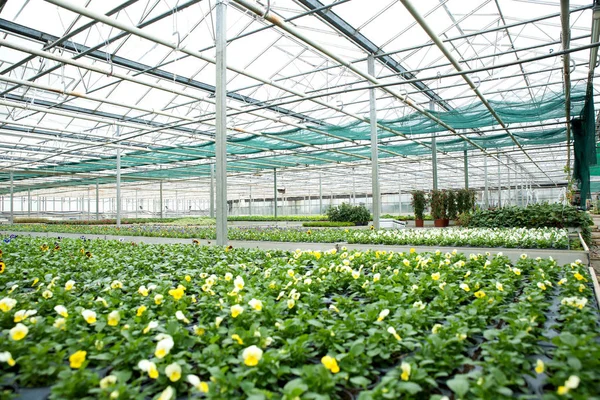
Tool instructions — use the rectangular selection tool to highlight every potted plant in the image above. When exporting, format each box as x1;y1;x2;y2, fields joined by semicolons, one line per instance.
429;190;446;227
411;190;426;227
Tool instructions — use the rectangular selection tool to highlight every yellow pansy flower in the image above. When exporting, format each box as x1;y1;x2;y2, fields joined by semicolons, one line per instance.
136;305;147;317
187;374;209;393
387;326;401;341
231;305;244;318
168;285;186;300
165;362;182;382
138;359;159;379
242;345;263;366
69;350;86;369
232;334;244;345
535;359;544;374
107;310;120;326
248;299;263;311
377;309;390;322
81;309;97;324
0;351;16;366
400;362;411;381
321;355;340;373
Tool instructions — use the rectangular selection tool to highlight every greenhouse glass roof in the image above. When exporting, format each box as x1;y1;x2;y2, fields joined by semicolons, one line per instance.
0;0;599;198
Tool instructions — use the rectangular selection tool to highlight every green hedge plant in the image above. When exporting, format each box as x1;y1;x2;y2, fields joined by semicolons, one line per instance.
325;203;371;225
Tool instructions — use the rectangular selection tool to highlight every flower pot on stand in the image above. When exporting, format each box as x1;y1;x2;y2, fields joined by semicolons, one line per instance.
415;219;424;228
434;219;445;228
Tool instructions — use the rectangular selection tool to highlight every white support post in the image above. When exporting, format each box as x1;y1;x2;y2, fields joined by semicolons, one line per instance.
431;101;438;190
159;181;163;219
497;152;502;208
9;171;13;223
273;169;278;218
507;157;511;206
116;126;121;227
215;0;228;245
210;165;215;218
27;189;31;217
368;55;380;229
96;181;100;220
484;156;489;209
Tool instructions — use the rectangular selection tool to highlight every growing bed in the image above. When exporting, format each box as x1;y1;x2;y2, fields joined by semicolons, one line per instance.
3;225;574;250
0;236;599;399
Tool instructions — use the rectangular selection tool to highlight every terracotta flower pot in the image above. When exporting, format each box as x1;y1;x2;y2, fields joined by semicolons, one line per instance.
415;219;424;227
434;219;445;228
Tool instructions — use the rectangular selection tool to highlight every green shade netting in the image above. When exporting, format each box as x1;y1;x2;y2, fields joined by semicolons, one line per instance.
0;88;583;192
572;87;597;207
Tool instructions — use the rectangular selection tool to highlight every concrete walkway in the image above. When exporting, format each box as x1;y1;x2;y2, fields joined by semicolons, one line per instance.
1;230;588;265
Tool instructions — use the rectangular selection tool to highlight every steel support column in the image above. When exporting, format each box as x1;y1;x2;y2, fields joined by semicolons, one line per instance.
484;156;489;209
159;181;163;219
210;165;215;218
116;126;121;227
27;189;31;217
215;0;228;245
464;150;469;189
368;55;380;229
96;181;99;220
507;156;511;206
9;172;13;223
431;101;438;190
497;152;502;208
273;169;278;218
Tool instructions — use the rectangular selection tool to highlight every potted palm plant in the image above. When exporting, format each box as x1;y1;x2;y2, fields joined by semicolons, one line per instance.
446;190;458;226
411;190;426;227
430;190;446;227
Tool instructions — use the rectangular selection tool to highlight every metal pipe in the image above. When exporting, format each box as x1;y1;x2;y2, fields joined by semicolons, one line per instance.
273;169;278;218
464;149;469;189
368;55;380;230
116;126;121;227
96;181;99;220
430;101;438;191
507;155;511;206
560;0;572;181
159;181;164;219
497;152;502;208
210;165;215;218
215;0;228;246
9;172;13;223
27;189;31;217
484;156;489;209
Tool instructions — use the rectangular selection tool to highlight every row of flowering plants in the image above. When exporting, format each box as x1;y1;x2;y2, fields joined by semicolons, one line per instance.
4;224;571;249
0;236;598;399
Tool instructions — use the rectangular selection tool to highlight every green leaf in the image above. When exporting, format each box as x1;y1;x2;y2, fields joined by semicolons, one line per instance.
447;376;470;398
559;332;578;347
349;342;365;357
350;376;370;387
397;381;422;394
283;378;308;396
567;356;582;370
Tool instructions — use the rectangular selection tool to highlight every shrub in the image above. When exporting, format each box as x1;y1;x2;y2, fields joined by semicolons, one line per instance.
326;203;371;225
411;190;427;220
302;221;355;227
